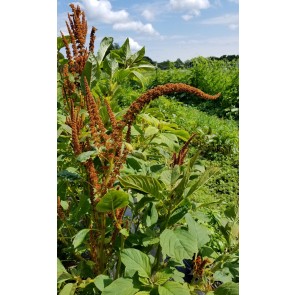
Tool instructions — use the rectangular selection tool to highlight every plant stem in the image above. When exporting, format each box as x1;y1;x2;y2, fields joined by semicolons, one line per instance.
115;233;125;279
99;213;106;272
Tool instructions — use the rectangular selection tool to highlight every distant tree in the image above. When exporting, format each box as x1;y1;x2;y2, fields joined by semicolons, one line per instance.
143;56;157;65
184;59;193;68
157;60;171;70
174;58;184;69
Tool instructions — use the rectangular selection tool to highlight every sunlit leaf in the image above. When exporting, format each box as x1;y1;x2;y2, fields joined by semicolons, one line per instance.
121;248;151;278
96;190;129;212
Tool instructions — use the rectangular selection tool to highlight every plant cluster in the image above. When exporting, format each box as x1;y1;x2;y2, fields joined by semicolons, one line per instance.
57;5;239;295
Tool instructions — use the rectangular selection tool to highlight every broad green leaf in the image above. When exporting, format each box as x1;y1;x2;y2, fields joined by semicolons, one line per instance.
57;258;67;275
160;229;198;263
81;53;100;90
158;281;190;295
57;258;73;284
102;278;139;295
97;37;113;65
160;166;180;188
185;213;210;248
103;56;119;77
166;129;190;141
121;248;151;278
144;202;158;227
213;268;234;283
139;114;160;126
214;282;239;295
119;175;164;199
142;237;159;247
129;46;145;64
131;70;146;87
168;206;189;226
184;167;219;198
151;134;178;151
57;272;73;284
59;283;76;295
144;126;159;138
96;190;129;212
93;274;112;291
77;151;96;163
120;228;129;237
73;229;90;248
153;272;171;285
135;292;150;295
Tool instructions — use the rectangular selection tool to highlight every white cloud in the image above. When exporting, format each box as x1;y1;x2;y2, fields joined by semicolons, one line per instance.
113;21;159;36
182;14;194;21
170;0;210;11
128;38;142;51
201;13;239;29
169;0;210;20
142;9;155;21
80;0;129;23
229;24;238;30
77;0;159;36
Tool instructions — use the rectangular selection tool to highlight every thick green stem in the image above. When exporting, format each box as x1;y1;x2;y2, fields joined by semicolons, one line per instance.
99;213;106;272
115;233;125;279
153;200;174;271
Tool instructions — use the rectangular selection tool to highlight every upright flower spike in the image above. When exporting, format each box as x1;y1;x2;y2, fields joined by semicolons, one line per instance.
89;27;97;53
172;133;197;167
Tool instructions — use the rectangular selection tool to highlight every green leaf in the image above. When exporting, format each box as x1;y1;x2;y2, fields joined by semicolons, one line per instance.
185;213;210;248
135;292;150;295
120;228;129;237
168;206;189;226
97;37;113;65
160;166;181;189
57;258;67;275
144;202;158;227
142;237;159;247
153;272;171;285
57;258;73;284
119;175;164;199
59;283;76;295
73;229;90;249
96;190;129;212
131;70;146;87
158;281;190;295
103;56;119;77
93;274;112;291
160;229;198;263
151;134;178;151
81;53;100;90
213;268;234;283
166;129;190;141
129;46;145;64
102;278;139;295
214;282;239;295
111;38;132;64
144;126;159;138
121;248;151;278
77;151;96;163
184;167;219;198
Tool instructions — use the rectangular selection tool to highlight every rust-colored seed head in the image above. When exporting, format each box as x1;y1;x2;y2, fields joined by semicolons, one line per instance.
122;83;220;127
89;27;97;53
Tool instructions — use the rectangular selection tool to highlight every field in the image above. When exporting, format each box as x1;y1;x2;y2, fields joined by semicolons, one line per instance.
57;5;239;295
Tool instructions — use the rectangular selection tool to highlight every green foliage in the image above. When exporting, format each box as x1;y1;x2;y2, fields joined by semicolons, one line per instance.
190;57;239;119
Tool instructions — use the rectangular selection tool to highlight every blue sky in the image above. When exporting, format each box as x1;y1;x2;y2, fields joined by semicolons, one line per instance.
57;0;239;62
